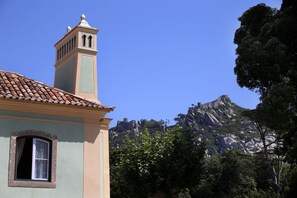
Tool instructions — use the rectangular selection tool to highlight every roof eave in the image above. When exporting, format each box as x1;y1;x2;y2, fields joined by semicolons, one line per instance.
0;97;113;120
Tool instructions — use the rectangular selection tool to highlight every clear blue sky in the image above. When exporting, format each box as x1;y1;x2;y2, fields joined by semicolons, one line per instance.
0;0;281;126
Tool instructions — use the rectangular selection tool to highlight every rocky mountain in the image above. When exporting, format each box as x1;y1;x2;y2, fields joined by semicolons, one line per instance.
109;95;275;155
109;118;166;148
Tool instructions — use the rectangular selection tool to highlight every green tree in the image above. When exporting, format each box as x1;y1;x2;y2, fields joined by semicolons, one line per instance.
234;0;297;162
193;150;267;198
193;150;284;198
110;147;129;198
243;110;285;193
192;155;222;198
110;127;205;198
282;164;297;197
217;150;258;198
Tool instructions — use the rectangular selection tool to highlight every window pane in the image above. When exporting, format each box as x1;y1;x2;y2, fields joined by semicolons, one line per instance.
32;138;49;180
16;137;32;179
35;160;48;179
35;140;48;159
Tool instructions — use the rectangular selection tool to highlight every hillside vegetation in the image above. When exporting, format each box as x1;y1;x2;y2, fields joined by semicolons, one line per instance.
109;95;297;197
109;95;275;155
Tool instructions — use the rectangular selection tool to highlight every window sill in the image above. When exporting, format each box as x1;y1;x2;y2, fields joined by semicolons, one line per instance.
8;180;56;188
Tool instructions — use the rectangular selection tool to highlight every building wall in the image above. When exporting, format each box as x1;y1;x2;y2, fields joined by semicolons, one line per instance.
79;55;95;94
54;56;78;93
0;110;84;198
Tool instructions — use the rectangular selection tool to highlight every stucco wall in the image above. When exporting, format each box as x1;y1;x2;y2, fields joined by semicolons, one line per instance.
79;55;95;94
0;110;84;198
54;57;77;93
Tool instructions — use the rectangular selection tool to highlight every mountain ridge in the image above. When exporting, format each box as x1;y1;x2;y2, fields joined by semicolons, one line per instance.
109;95;275;154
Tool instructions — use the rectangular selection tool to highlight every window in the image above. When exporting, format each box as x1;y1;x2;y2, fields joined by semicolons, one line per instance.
88;35;92;48
82;34;86;47
9;131;57;188
71;38;73;50
16;137;50;180
60;47;63;57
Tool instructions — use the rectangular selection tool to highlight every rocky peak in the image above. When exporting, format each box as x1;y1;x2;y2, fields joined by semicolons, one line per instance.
176;95;238;128
115;118;139;133
109;119;166;147
109;95;275;155
197;95;232;110
218;94;231;103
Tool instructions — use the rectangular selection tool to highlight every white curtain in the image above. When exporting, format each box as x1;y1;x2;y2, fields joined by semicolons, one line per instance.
33;139;49;180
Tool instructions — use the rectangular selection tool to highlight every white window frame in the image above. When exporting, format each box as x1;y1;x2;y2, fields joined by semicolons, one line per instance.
31;138;50;181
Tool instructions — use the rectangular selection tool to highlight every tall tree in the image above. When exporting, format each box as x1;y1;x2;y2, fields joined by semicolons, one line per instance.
234;0;297;162
193;150;264;198
243;110;284;193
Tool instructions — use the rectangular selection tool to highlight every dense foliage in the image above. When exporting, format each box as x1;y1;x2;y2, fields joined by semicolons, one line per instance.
110;127;205;198
234;0;297;162
110;133;297;197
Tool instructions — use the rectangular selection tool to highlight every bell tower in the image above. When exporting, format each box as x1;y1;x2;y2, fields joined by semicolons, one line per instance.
54;15;99;102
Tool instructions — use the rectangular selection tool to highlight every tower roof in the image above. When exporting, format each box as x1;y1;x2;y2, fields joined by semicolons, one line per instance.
54;14;98;47
0;70;113;111
77;14;91;28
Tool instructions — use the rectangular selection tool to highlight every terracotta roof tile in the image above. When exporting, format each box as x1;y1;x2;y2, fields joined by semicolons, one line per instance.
0;70;112;110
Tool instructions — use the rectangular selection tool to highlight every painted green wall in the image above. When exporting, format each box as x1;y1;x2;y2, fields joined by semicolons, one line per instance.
79;55;94;94
0;110;84;198
55;57;77;94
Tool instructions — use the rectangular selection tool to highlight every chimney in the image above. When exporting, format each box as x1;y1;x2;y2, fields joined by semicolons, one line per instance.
54;15;99;102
